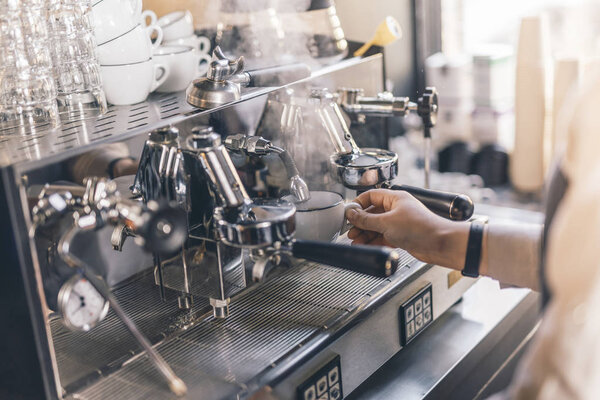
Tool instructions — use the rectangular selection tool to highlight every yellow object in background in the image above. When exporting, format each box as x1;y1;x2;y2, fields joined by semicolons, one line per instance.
354;16;402;57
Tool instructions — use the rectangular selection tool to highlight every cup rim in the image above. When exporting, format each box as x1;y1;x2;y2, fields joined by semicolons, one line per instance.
97;23;140;47
100;58;152;67
154;45;194;56
293;191;343;212
158;10;189;28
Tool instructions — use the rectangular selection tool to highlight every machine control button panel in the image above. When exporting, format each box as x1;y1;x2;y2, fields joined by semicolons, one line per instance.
399;283;433;345
297;355;343;400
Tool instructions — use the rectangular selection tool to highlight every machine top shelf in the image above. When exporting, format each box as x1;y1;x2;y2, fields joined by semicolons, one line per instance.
0;55;380;173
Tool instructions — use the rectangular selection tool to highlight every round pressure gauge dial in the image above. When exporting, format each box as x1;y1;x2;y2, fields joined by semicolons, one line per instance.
58;275;109;331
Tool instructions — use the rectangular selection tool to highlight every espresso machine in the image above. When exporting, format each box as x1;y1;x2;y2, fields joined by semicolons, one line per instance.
0;51;477;400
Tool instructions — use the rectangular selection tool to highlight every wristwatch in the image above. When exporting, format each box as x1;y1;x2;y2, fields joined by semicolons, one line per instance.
462;219;486;278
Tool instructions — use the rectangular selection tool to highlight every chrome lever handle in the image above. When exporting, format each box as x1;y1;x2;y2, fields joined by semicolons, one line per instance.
207;46;245;81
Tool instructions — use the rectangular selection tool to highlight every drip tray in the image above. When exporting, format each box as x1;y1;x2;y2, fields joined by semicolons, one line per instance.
58;251;416;399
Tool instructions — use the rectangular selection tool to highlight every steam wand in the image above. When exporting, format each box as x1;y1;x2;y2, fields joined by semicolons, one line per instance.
224;134;311;202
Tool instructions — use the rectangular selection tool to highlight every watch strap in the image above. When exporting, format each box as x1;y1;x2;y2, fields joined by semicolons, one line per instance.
462;220;485;278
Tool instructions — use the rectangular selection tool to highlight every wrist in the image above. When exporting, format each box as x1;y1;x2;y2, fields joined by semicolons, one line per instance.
428;219;470;270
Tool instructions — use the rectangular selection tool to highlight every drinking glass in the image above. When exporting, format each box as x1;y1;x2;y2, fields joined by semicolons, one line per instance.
0;2;61;133
48;0;107;118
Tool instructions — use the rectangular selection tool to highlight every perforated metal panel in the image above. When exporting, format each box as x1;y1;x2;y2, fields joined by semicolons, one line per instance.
0;92;199;168
56;252;417;399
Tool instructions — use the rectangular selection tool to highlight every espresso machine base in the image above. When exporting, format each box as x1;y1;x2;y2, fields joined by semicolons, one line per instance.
61;251;474;400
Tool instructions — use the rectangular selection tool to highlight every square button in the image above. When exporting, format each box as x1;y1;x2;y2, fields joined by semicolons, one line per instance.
414;298;423;314
317;376;328;396
328;367;339;386
304;386;316;400
405;304;414;322
423;307;432;323
415;313;423;330
329;383;341;400
423;292;431;308
407;320;415;338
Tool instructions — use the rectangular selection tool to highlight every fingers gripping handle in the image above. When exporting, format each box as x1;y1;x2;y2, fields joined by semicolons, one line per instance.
390;185;474;221
292;240;399;277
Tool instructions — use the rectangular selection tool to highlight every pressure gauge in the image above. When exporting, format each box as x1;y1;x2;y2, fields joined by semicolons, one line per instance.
58;275;109;331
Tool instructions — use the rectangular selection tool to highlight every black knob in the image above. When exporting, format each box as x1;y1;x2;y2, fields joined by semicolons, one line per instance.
140;202;188;255
417;87;438;137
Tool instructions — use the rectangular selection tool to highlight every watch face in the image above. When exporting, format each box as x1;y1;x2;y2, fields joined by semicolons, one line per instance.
58;275;109;331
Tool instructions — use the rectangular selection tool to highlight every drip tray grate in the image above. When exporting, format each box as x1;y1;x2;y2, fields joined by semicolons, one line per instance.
66;253;416;399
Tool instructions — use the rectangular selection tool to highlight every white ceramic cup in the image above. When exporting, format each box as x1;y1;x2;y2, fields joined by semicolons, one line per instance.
100;59;170;105
154;45;208;92
92;0;142;45
158;10;194;42
164;35;211;75
96;24;163;65
287;191;362;242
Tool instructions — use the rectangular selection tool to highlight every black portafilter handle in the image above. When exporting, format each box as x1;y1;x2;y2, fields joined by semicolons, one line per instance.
246;63;311;87
389;184;474;221
291;240;399;278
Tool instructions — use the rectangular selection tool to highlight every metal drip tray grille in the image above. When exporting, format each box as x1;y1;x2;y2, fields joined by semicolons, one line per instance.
73;254;415;400
52;272;211;392
160;247;246;299
0;92;197;167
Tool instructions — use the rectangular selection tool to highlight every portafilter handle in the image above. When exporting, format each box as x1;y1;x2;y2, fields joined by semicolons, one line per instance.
236;63;312;88
290;240;399;278
389;184;474;221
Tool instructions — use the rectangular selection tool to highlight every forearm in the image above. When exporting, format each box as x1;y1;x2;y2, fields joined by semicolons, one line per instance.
416;219;542;291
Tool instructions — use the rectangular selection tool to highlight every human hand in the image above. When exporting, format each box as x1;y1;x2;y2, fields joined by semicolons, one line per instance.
346;189;470;269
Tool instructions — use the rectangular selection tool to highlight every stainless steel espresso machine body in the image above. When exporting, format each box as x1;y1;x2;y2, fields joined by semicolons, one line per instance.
0;54;476;400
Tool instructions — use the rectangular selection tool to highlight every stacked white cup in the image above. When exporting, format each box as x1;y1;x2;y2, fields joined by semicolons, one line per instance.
153;10;212;93
92;0;170;105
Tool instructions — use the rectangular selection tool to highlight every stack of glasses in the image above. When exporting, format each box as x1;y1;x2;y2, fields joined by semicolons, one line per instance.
0;0;60;132
0;0;107;135
47;0;106;119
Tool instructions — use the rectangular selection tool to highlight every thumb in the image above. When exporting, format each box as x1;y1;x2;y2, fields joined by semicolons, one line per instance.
346;208;386;233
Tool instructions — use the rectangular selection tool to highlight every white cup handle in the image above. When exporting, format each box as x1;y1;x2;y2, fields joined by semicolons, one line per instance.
196;36;211;53
151;63;170;92
141;9;157;27
146;24;163;49
341;202;362;234
196;52;212;76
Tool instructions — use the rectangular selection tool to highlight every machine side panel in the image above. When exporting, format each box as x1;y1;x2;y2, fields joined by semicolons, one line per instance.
0;167;58;399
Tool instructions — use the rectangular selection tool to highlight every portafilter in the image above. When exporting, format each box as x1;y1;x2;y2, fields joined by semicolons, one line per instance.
310;88;474;221
214;198;400;281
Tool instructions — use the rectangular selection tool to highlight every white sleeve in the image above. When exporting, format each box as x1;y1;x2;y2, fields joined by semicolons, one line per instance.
485;221;543;291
